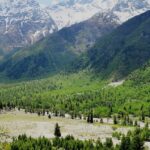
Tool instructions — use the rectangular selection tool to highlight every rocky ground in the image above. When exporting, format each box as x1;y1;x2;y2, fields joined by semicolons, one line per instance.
0;110;130;142
0;110;149;149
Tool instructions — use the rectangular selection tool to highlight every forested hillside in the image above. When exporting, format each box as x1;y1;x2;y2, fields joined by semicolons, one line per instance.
88;10;150;80
126;61;150;86
1;10;150;81
0;12;118;79
0;68;149;118
0;11;150;118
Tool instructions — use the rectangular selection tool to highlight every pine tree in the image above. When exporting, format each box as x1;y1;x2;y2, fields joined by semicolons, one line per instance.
141;111;145;122
104;138;113;149
0;101;3;111
119;135;131;150
48;114;51;119
54;123;61;138
90;111;94;123
134;120;138;126
113;115;118;124
87;115;90;123
131;134;144;150
87;111;93;123
100;118;103;124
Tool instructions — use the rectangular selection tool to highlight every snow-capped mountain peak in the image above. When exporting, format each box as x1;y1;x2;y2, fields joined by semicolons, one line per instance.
46;0;117;29
47;0;150;29
0;0;57;52
112;0;150;22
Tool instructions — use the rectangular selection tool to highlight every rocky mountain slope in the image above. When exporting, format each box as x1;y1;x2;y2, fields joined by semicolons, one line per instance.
0;0;150;79
0;0;149;54
47;0;150;29
1;9;150;80
0;0;57;55
0;11;119;79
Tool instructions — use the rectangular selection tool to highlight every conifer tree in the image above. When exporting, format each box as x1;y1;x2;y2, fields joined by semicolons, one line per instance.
119;135;131;150
113;115;118;124
104;138;113;149
48;114;51;119
54;123;61;138
100;118;103;124
90;111;94;123
131;134;144;150
87;111;93;123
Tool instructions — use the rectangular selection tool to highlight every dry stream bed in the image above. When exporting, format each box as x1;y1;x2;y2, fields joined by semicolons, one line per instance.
0;110;150;148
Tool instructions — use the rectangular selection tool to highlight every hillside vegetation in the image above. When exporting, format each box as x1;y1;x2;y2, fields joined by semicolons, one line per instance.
0;11;149;118
0;12;118;79
0;10;150;150
1;11;150;81
88;10;150;80
0;67;149;118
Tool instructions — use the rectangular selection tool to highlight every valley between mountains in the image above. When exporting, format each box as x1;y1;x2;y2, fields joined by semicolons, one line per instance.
0;0;150;150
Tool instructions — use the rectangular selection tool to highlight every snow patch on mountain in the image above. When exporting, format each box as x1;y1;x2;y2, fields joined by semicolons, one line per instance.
112;0;150;22
47;0;117;29
47;0;150;29
0;0;57;51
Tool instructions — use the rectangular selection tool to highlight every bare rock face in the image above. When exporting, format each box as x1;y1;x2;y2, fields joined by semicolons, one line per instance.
0;0;57;53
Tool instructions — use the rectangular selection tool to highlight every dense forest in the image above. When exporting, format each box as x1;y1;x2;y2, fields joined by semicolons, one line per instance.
0;66;149;119
88;11;150;80
0;10;149;120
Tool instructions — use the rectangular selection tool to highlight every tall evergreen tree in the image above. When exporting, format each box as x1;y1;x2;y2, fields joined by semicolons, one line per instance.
113;115;118;124
131;134;144;150
104;138;113;149
119;135;131;150
87;111;94;123
54;123;61;138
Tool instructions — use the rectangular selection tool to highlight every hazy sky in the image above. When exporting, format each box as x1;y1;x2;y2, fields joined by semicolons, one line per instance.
37;0;51;5
37;0;65;6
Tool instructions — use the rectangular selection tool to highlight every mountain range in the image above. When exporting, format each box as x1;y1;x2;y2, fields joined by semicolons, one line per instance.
0;0;150;81
48;0;150;29
0;0;150;54
1;10;150;81
0;0;57;56
0;11;119;79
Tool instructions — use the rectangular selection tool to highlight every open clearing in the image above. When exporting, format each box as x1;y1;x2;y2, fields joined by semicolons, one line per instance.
0;110;131;143
0;110;150;149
